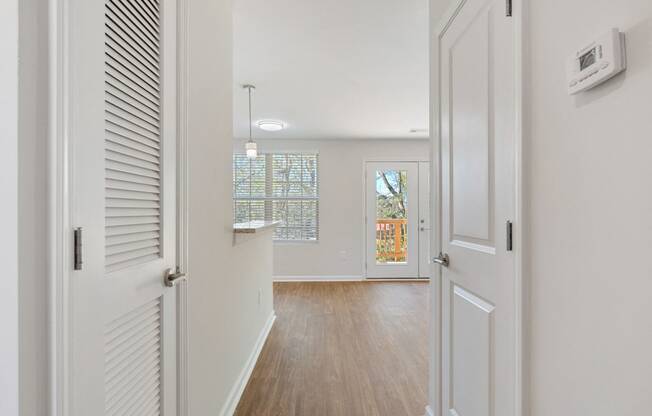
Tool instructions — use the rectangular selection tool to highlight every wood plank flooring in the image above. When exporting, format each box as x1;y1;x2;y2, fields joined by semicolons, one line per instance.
234;281;429;416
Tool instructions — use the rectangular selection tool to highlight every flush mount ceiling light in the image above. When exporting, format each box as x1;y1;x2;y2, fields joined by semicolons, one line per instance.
257;120;285;132
243;84;258;159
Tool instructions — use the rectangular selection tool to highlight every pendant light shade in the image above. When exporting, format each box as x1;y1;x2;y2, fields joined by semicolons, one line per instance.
243;84;258;159
245;140;258;159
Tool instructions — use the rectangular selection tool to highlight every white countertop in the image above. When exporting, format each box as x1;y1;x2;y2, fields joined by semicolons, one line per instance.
233;220;281;234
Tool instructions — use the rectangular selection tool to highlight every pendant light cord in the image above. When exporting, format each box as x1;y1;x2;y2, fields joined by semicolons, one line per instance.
248;86;253;142
243;84;256;220
244;84;255;143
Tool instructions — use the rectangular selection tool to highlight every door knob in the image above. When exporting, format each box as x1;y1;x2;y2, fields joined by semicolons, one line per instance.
433;252;450;268
165;267;187;287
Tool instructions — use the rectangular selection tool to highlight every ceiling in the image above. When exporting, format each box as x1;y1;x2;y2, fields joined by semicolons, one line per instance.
233;0;430;140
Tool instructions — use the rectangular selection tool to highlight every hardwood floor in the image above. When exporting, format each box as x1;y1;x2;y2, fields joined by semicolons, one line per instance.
234;281;429;416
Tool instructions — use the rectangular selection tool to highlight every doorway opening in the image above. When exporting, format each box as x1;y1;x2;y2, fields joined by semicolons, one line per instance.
365;161;430;279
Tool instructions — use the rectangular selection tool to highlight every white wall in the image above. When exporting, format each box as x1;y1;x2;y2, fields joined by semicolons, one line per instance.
527;1;652;415
186;0;275;414
235;139;430;278
18;0;49;415
0;1;49;415
0;1;19;415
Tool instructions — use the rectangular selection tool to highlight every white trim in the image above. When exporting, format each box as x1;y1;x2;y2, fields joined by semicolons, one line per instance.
363;159;429;280
513;1;527;414
219;311;277;416
429;0;526;415
274;275;364;282
49;0;70;414
176;0;190;414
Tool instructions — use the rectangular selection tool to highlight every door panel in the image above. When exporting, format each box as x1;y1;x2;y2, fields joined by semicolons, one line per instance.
450;9;493;247
438;0;516;415
69;0;178;414
450;285;494;416
366;162;419;278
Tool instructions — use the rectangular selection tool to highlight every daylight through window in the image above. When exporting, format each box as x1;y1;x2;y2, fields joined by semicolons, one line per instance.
233;153;319;241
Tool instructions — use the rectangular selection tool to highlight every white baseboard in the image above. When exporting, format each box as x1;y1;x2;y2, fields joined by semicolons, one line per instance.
219;311;276;416
424;405;435;416
274;275;364;282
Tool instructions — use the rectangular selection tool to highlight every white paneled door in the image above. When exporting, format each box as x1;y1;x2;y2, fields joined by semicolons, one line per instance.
437;0;517;415
366;161;430;279
68;0;179;414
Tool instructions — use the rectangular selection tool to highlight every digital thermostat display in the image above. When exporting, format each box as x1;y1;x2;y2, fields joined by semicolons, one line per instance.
579;48;597;71
566;28;626;95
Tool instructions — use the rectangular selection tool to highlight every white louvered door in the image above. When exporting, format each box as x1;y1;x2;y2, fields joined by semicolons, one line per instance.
69;0;178;414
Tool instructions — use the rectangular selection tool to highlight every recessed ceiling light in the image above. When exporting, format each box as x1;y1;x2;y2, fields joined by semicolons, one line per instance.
257;120;285;132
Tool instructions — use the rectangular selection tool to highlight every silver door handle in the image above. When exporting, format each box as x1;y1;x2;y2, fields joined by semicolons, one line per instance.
420;227;431;231
165;267;187;287
432;252;450;268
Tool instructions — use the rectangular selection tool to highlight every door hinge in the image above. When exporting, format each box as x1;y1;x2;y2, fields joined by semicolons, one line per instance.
73;227;83;270
506;221;513;252
506;0;513;17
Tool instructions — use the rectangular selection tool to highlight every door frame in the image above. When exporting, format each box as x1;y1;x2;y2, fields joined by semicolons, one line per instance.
362;157;430;280
428;0;526;415
47;0;191;414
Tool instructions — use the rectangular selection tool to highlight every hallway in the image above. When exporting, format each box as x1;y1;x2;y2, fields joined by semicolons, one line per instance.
235;282;429;416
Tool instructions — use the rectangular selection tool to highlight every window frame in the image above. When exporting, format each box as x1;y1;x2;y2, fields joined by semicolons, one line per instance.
233;152;320;242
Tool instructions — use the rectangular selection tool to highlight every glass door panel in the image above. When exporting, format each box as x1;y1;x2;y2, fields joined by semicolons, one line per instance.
366;162;419;278
375;170;409;264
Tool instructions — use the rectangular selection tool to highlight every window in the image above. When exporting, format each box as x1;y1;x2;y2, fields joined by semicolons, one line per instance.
233;153;319;241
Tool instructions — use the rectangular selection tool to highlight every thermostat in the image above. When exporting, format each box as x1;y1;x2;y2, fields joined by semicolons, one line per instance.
567;28;626;95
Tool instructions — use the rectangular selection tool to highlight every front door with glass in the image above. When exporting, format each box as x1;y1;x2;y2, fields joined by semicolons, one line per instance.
365;162;420;278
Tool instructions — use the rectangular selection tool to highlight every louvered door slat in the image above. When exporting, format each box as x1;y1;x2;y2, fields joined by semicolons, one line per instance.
106;104;161;136
106;161;159;179
116;0;160;40
105;343;160;390
107;141;159;165
106;20;160;69
106;231;160;247
125;0;159;28
106;169;160;186
141;0;160;15
105;0;161;273
106;361;160;412
107;1;159;47
105;14;159;68
104;298;161;415
106;133;160;158
106;119;160;146
111;0;160;42
105;33;159;78
106;189;160;203
106;54;160;96
106;72;159;109
105;336;160;380
106;224;161;237
106;88;159;121
106;198;160;208
105;87;159;121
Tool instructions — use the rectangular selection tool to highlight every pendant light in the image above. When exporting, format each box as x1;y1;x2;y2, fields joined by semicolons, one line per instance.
243;84;258;159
